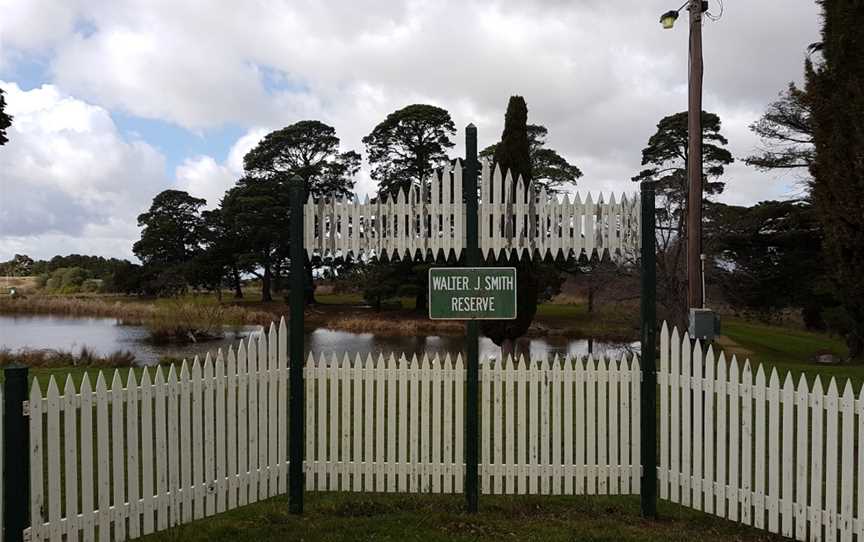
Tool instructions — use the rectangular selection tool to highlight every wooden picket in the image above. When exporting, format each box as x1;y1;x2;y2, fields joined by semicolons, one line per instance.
658;323;864;542
304;160;640;263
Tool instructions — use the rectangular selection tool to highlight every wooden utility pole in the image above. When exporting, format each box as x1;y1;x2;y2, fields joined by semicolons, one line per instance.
687;0;704;310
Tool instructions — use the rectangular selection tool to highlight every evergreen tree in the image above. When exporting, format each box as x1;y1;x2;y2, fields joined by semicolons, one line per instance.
480;96;562;357
242;120;359;302
220;176;292;303
363;104;456;196
808;0;864;360
0;88;11;146
480;124;582;192
133;190;206;295
632;111;733;327
744;83;813;178
492;96;532;186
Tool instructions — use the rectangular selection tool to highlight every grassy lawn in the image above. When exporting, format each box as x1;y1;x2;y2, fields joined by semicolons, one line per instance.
138;492;782;542
720;318;862;387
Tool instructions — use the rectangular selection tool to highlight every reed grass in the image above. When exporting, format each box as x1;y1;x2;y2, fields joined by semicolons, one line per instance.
323;315;465;336
0;295;156;319
0;346;137;368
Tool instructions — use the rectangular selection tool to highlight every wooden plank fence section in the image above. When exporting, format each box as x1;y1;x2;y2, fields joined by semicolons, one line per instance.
657;322;864;542
304;159;640;263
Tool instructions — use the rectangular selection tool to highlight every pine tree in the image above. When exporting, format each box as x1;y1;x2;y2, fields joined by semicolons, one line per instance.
808;0;864;361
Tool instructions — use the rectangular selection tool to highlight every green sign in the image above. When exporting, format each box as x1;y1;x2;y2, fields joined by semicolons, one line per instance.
428;267;517;320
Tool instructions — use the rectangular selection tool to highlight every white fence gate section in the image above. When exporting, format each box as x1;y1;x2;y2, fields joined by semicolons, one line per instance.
304;352;641;496
304;160;641;263
658;323;864;542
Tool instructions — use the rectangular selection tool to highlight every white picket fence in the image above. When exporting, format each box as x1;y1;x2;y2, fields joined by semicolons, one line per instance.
304;352;642;496
24;317;863;542
658;323;863;542
27;321;289;542
24;318;641;541
305;160;641;263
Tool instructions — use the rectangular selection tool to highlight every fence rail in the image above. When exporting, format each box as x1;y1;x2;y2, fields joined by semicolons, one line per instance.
659;323;863;542
304;160;640;263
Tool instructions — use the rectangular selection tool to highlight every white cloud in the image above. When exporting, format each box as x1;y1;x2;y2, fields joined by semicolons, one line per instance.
0;0;824;259
0;81;168;260
174;127;270;207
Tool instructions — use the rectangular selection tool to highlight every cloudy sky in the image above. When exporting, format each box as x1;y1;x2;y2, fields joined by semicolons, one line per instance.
0;0;820;261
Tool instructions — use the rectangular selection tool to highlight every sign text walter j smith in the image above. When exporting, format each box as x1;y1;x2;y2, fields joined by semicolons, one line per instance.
428;267;517;320
431;274;514;312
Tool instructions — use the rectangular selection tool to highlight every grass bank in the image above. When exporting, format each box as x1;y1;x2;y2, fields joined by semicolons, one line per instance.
137;492;782;542
720;317;862;386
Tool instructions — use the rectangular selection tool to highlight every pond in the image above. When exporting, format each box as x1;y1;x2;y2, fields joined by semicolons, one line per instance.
0;315;639;366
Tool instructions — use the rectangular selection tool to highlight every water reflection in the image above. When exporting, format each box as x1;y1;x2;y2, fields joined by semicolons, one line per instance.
0;315;638;366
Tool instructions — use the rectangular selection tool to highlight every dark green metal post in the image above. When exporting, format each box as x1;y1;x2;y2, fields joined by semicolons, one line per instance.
4;366;30;542
288;175;305;514
640;181;657;519
464;124;480;513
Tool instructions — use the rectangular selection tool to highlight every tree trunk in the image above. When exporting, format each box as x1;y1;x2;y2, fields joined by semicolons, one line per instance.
847;332;863;363
231;266;243;299
272;267;283;297
215;287;223;302
587;286;595;313
261;264;273;302
415;288;428;314
305;260;316;305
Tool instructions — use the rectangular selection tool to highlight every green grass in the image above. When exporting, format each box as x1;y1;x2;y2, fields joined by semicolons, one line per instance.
138;492;783;542
720;318;863;387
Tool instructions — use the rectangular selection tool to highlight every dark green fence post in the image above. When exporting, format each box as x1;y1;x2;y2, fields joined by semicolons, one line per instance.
288;175;305;514
464;124;480;513
4;366;30;542
640;181;657;519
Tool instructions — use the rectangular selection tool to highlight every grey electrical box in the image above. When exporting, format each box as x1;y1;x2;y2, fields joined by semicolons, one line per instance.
689;308;720;341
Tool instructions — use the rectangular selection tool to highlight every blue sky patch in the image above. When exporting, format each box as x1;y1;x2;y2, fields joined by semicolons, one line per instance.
111;113;246;176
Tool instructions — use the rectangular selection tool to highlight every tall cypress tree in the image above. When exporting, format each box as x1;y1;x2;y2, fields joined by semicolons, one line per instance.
482;96;561;358
808;0;864;361
493;96;532;186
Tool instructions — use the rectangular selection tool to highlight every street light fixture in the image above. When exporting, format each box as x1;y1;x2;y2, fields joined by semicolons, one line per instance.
659;10;679;29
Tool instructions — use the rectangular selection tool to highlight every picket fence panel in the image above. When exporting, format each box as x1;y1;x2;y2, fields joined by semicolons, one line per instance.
658;322;864;542
25;320;288;542
304;159;640;263
303;352;642;496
